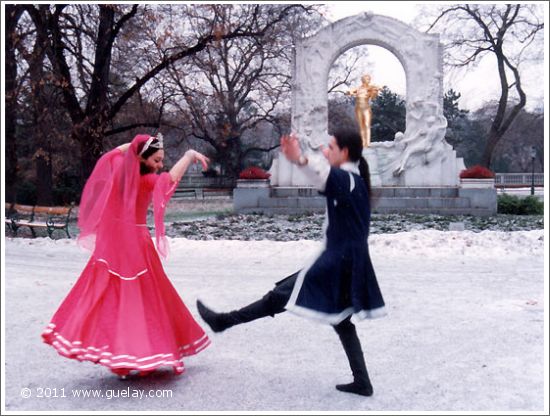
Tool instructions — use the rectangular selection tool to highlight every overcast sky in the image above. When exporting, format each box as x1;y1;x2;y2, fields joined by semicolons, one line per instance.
323;2;547;112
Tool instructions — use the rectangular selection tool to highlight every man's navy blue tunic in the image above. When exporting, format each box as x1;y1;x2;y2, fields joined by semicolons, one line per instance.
286;163;386;324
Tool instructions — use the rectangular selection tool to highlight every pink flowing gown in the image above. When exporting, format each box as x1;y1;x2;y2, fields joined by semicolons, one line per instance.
42;142;210;375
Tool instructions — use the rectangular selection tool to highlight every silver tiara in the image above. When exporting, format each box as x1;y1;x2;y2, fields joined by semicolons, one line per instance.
139;133;164;156
151;133;164;148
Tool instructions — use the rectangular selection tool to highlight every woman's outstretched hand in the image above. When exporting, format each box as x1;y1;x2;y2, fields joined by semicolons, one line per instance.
185;150;210;171
170;149;210;182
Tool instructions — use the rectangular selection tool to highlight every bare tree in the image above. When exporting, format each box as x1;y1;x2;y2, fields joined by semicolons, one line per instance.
5;5;26;202
22;6;59;205
163;4;322;179
17;4;311;185
424;4;544;168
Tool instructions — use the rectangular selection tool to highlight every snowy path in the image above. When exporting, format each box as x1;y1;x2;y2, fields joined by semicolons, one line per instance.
3;230;546;412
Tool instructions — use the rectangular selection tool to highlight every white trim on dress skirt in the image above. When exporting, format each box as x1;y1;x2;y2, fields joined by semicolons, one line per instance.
95;258;148;280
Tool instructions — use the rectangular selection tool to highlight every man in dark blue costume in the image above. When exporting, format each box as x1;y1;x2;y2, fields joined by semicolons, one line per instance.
197;128;386;397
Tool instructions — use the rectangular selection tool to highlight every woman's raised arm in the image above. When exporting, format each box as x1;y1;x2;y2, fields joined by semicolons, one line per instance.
169;150;210;182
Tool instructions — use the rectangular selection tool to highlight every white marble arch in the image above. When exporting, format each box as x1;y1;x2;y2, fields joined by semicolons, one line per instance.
270;12;464;187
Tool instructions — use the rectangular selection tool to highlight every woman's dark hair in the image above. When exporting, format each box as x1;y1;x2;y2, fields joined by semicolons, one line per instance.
137;138;161;175
331;127;371;199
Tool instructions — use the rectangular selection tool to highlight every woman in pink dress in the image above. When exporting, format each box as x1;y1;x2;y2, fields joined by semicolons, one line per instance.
42;133;211;378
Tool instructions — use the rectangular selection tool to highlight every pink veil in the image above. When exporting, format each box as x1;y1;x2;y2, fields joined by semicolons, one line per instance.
78;134;174;279
153;172;178;258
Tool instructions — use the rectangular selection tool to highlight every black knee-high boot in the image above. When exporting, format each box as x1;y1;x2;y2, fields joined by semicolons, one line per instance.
333;318;373;397
197;272;298;333
196;296;277;332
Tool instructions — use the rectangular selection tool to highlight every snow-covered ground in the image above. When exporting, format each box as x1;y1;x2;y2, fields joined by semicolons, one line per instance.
2;228;546;412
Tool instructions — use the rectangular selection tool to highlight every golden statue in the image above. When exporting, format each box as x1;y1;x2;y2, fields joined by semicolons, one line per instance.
346;74;380;148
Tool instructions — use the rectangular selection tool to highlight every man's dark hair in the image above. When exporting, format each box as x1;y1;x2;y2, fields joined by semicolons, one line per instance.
331;127;371;203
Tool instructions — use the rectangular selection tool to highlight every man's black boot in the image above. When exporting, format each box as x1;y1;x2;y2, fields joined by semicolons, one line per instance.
196;300;235;332
335;381;373;397
334;318;374;397
197;295;280;333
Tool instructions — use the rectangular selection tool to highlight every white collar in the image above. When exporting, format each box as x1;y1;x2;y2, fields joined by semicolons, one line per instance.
340;161;360;175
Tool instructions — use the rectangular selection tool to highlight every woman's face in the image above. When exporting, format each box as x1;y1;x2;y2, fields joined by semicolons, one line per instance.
323;137;349;167
141;149;164;173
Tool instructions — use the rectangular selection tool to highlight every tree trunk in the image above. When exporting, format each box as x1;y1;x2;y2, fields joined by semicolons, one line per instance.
76;124;105;185
479;128;500;169
218;136;242;183
5;5;24;202
477;28;526;169
35;145;54;205
30;24;54;205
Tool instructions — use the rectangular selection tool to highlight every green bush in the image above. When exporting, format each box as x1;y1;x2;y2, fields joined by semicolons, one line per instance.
13;175;81;206
497;194;521;214
498;194;543;215
52;185;79;205
520;196;544;215
15;181;37;205
53;171;82;205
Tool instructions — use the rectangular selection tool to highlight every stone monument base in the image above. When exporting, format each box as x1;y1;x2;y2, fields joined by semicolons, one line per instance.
233;185;497;216
372;186;496;216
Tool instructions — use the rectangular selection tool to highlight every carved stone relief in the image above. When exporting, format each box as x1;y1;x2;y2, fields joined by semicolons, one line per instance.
270;12;465;187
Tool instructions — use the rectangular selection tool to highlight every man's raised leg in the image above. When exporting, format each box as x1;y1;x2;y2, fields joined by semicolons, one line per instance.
197;272;298;333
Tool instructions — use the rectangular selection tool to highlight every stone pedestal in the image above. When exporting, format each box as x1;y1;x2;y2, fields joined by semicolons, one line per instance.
363;147;382;187
233;180;271;212
459;178;495;188
235;179;270;188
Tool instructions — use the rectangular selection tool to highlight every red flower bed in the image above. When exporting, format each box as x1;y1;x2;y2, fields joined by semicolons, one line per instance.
459;165;495;179
239;166;271;180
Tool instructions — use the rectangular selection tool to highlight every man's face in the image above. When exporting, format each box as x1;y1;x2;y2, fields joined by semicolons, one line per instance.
323;137;348;167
